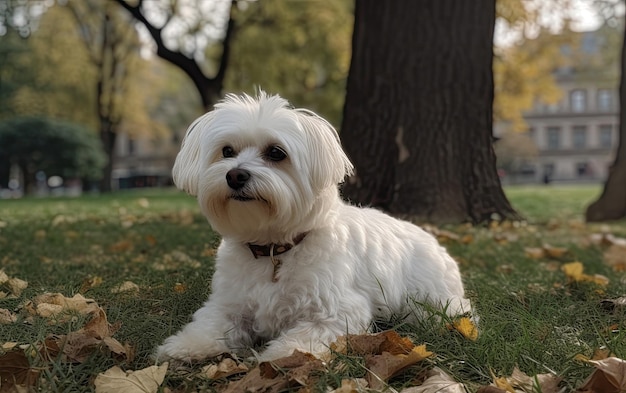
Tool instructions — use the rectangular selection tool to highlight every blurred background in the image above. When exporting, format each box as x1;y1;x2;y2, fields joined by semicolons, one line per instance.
0;0;624;222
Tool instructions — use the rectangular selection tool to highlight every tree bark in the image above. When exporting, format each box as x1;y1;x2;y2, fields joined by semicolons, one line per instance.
585;21;626;222
341;0;519;224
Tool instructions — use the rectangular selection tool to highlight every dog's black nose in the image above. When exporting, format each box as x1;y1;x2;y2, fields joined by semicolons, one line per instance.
226;168;250;190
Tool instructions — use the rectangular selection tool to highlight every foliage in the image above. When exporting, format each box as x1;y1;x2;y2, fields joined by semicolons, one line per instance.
225;0;353;126
493;0;580;132
0;186;625;392
494;131;538;176
0;5;96;126
0;116;106;191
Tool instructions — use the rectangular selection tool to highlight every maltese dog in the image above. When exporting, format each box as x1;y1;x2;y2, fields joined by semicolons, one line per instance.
157;91;472;362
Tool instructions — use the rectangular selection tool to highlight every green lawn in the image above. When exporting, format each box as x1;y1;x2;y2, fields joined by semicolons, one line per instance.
0;185;624;392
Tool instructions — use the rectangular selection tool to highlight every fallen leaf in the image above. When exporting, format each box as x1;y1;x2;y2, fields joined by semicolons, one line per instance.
603;244;626;272
366;345;433;389
202;357;248;379
562;262;609;286
145;235;157;246
601;296;626;312
225;351;323;393
400;367;466;392
329;378;369;393
111;281;140;293
79;276;103;293
450;317;479;341
94;363;168;393
576;357;626;393
331;330;415;356
543;244;568;259
0;349;39;391
0;308;17;324
137;198;150;208
109;240;133;253
524;247;545;259
27;293;100;319
0;271;28;298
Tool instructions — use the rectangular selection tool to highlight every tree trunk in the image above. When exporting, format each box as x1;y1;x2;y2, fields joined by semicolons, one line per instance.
341;0;519;224
585;22;626;222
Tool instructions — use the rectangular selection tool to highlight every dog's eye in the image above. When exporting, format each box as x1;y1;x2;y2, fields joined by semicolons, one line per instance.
266;146;287;162
222;146;235;158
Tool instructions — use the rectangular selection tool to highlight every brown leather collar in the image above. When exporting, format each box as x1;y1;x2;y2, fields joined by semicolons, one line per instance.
247;232;308;259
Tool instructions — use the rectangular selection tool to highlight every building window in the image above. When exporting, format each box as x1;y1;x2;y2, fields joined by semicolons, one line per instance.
572;126;587;149
546;126;561;150
599;125;613;148
597;89;613;112
570;89;587;113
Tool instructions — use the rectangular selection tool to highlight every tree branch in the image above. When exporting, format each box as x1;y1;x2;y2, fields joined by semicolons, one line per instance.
112;0;234;109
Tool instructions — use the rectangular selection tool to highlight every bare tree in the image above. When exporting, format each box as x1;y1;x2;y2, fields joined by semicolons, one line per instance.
67;0;140;192
112;0;236;110
341;0;520;224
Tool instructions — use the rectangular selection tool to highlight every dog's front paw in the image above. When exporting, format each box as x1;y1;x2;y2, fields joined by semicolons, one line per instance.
155;333;229;364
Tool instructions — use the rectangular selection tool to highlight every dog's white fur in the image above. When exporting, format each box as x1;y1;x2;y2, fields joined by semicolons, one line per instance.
157;92;472;362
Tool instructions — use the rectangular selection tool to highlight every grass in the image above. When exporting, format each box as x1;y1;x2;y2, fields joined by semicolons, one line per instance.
0;185;625;392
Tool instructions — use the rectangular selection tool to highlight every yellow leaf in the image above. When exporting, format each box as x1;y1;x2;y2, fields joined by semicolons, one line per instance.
202;358;248;379
562;262;584;281
524;247;545;259
453;317;479;341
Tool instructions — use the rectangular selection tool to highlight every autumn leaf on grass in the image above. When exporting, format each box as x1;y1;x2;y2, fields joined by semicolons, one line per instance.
0;270;28;298
561;262;609;286
448;317;479;341
0;349;40;392
94;363;168;393
603;244;626;272
328;378;369;393
24;293;100;320
488;367;561;393
366;344;433;390
576;357;626;393
330;330;414;356
224;351;324;393
111;281;140;294
0;308;17;324
55;307;132;363
400;367;466;393
202;357;248;379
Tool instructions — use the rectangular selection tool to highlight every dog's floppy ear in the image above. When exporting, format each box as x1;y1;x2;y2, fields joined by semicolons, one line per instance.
296;110;354;190
172;112;213;195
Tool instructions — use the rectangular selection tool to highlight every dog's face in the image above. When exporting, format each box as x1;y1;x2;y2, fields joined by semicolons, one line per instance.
172;92;353;243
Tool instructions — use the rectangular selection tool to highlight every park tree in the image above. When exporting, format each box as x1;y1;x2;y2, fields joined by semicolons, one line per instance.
586;4;626;221
340;0;519;224
113;0;235;110
0;117;106;194
224;0;352;125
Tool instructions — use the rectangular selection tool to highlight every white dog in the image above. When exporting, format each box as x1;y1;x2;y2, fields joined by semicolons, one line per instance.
156;92;472;362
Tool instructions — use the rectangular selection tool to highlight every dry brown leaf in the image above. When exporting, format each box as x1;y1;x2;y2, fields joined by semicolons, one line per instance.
0;349;39;391
225;351;323;393
0;308;17;324
576;357;626;393
489;367;561;393
94;363;168;393
145;234;157;246
543;244;568;259
601;297;626;312
109;240;133;253
328;378;368;393
603;244;626;272
366;345;433;390
202;358;248;379
111;281;140;294
79;276;103;293
400;367;465;392
27;293;100;319
330;330;415;356
0;271;28;298
524;247;545;259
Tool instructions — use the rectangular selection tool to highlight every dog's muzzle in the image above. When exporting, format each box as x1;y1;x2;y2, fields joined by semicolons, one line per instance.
226;168;250;190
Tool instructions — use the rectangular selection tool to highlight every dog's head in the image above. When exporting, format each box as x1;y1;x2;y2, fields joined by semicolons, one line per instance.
172;91;353;243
